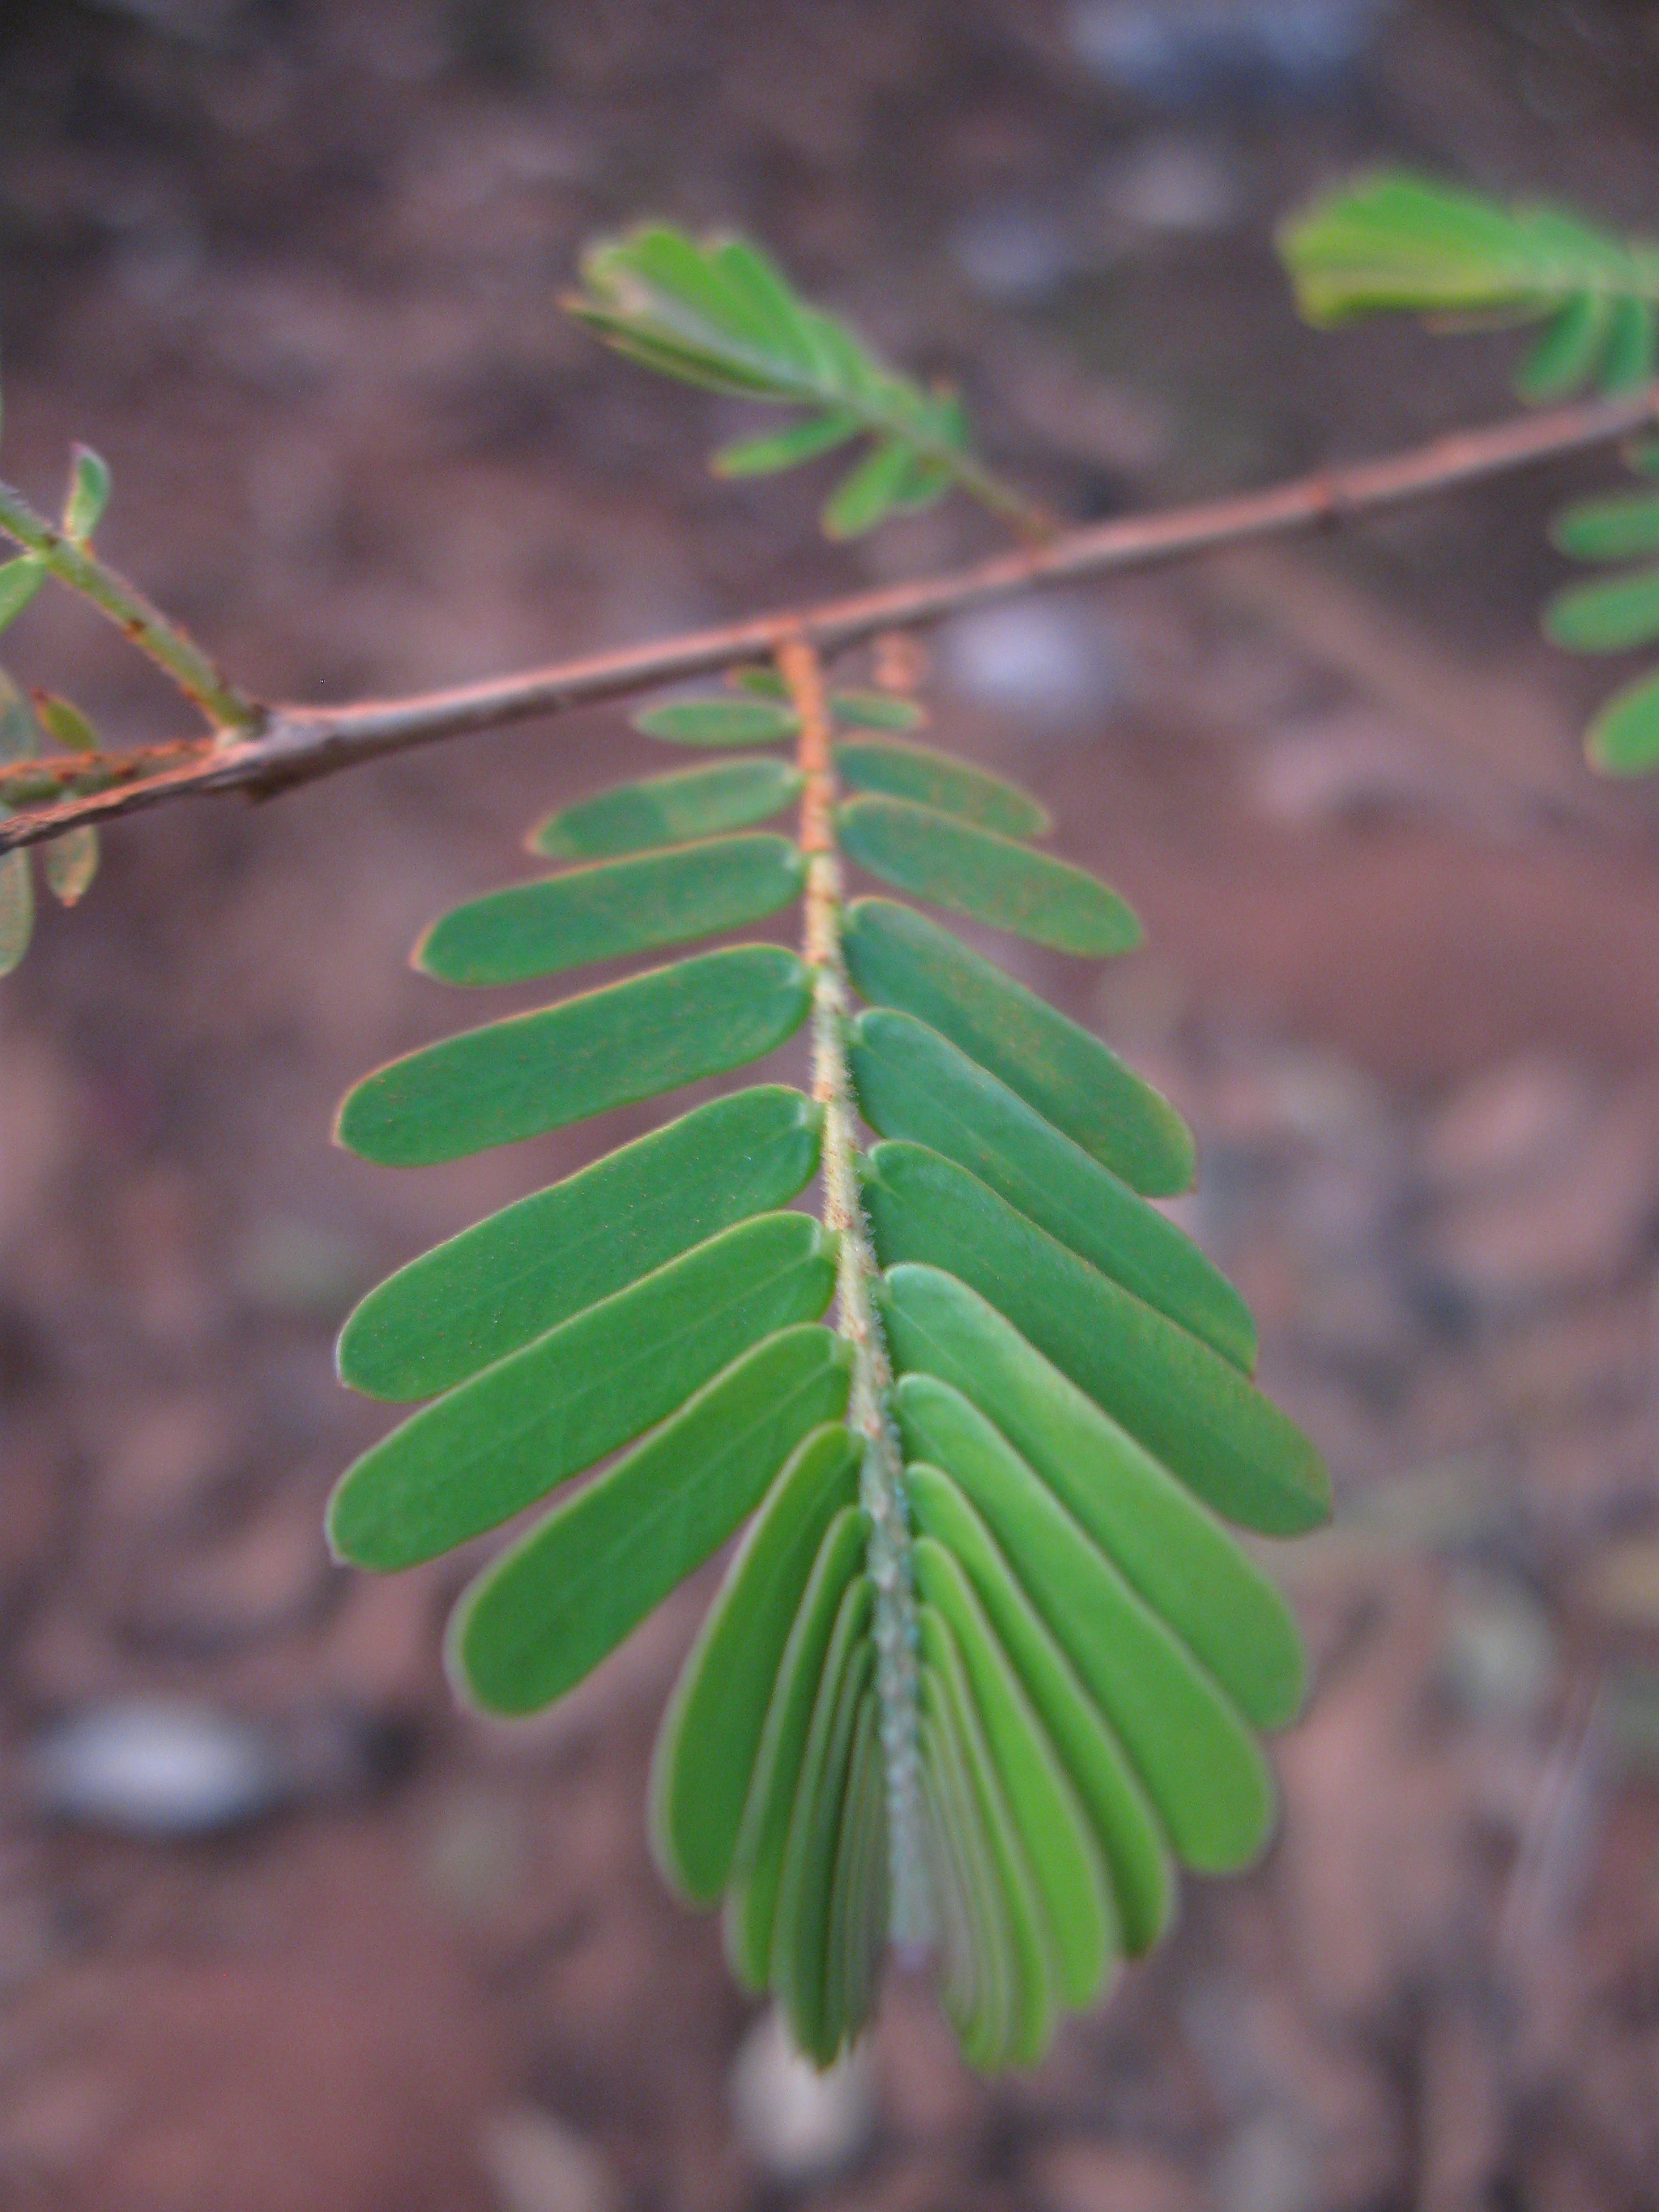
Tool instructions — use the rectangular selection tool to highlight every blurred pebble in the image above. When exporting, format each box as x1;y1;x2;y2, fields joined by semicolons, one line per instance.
941;599;1124;727
1439;1573;1559;1726
729;2005;876;2184
27;1701;287;1839
1097;135;1241;234
25;1698;413;1838
1064;0;1392;106
948;203;1075;305
480;2108;620;2212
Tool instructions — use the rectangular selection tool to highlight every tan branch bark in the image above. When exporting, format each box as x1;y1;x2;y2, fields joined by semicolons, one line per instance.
3;379;1654;855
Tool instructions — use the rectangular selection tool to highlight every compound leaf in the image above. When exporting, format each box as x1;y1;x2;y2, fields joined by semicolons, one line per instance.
851;1008;1254;1370
838;795;1141;957
842;897;1194;1197
865;1141;1328;1537
327;1213;838;1570
650;1421;861;1903
835;738;1047;837
531;758;803;861
416;834;804;986
335;944;812;1166
452;1323;852;1715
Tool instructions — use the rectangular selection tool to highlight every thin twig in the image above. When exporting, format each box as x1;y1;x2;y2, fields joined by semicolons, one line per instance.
0;479;258;732
2;379;1654;854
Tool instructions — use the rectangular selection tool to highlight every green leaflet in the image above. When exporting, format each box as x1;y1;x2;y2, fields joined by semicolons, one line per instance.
633;697;800;747
827;693;925;734
335;944;812;1166
822;439;916;539
726;1507;870;1991
897;1392;1277;1871
0;848;32;976
913;1536;1115;2010
834;738;1048;837
882;1265;1307;1735
774;1599;875;2060
1602;296;1657;390
1545;565;1659;653
650;1422;861;1904
850;1008;1255;1371
1551;493;1659;564
919;1609;1054;2069
63;445;110;539
842;898;1194;1197
339;1087;821;1401
415;835;804;986
452;1323;852;1716
41;828;98;907
327;1213;838;1570
531;759;804;862
919;1720;1002;2067
838;797;1139;958
865;1142;1328;1537
1518;293;1615;401
0;556;45;633
825;1690;885;2056
903;1458;1172;1953
1587;668;1659;776
713;409;862;477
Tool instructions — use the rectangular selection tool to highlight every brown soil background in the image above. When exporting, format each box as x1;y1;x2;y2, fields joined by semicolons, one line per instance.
2;4;1658;2208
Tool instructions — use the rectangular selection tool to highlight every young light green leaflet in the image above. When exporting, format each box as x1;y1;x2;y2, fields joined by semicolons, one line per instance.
842;897;1195;1196
416;834;805;985
633;697;800;747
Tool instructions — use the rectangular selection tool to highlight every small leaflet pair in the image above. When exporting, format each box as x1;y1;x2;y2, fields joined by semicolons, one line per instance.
327;685;1331;2071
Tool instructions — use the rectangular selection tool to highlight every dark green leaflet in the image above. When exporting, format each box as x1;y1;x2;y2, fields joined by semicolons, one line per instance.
834;739;1047;837
338;1087;821;1401
633;697;800;747
850;1008;1255;1372
1518;292;1614;400
913;1536;1115;2009
920;1609;1054;2068
726;1506;869;1990
881;1264;1307;1735
336;944;813;1167
903;1454;1172;1952
864;1141;1328;1536
838;798;1141;958
714;410;861;476
902;1413;1276;1871
774;1605;875;2058
650;1422;861;1904
919;1721;1000;2067
452;1323;852;1716
1545;565;1659;653
531;759;804;861
415;835;805;986
828;692;924;732
842;898;1194;1197
328;1214;837;1571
